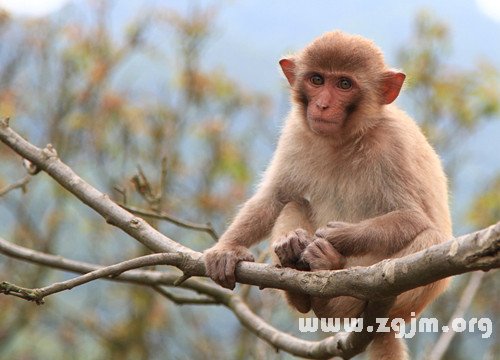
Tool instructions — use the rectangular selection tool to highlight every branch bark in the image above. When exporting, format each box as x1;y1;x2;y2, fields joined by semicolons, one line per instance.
120;204;219;241
0;236;390;359
0;174;31;196
1;118;498;299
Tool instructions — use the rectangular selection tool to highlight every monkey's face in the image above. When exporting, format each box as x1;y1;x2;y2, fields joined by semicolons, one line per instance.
300;72;361;136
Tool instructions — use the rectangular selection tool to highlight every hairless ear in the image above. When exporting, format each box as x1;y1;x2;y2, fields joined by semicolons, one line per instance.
381;71;406;104
279;58;296;86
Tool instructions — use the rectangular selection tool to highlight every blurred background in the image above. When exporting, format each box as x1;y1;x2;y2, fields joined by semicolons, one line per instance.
0;0;499;359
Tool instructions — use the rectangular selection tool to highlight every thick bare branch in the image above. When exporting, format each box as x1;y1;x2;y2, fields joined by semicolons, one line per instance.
0;120;498;300
0;236;390;359
1;217;499;301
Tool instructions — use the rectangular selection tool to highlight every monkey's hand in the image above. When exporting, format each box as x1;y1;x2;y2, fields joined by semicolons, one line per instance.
314;221;357;256
203;244;255;290
273;229;313;271
301;238;346;271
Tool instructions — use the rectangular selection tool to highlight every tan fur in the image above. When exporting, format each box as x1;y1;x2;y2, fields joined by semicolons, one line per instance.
204;31;451;359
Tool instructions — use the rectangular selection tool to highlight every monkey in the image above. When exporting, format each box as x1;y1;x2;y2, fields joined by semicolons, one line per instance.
204;31;451;360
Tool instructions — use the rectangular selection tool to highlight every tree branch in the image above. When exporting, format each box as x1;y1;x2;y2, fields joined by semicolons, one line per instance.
0;236;391;359
0;118;192;255
120;204;219;241
1;119;498;300
0;174;31;197
1;118;499;359
153;286;219;305
0;253;184;303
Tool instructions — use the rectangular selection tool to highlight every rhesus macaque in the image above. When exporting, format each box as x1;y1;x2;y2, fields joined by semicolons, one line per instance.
204;31;451;360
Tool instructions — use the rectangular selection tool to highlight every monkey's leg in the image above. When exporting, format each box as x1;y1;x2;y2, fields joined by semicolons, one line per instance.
369;331;409;360
389;228;451;321
300;238;364;318
311;296;365;319
271;201;314;313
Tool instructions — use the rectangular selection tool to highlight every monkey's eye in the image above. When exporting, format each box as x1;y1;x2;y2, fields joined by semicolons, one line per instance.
310;75;324;86
338;78;352;90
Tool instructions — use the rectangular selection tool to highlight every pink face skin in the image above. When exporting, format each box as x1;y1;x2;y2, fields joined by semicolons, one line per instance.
280;58;405;138
302;72;360;136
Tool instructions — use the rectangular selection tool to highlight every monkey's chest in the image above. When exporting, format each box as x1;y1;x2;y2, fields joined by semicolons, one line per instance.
304;167;391;228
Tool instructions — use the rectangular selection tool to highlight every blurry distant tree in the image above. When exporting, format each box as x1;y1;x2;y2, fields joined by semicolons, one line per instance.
399;11;500;163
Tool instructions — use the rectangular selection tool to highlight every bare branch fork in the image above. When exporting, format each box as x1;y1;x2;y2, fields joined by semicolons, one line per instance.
0;174;31;197
0;253;183;304
120;204;219;241
0;236;393;359
1;117;499;359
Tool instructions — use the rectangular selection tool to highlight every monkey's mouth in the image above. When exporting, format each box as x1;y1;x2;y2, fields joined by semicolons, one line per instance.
313;118;340;125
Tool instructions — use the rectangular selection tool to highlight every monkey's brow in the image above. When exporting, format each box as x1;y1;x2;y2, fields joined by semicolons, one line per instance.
302;70;355;79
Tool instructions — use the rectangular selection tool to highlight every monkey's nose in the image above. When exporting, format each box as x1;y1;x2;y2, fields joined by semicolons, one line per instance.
315;102;329;110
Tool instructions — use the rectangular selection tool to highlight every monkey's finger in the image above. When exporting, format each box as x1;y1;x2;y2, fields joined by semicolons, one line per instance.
302;243;321;259
219;256;236;290
239;250;255;263
273;245;285;261
295;228;310;241
290;236;305;257
326;221;348;229
222;251;254;290
313;238;332;255
314;228;332;239
281;232;297;259
295;229;312;249
295;259;311;271
204;255;218;281
274;242;293;266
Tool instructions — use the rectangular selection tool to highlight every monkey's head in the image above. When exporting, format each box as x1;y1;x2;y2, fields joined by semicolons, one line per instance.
280;31;405;139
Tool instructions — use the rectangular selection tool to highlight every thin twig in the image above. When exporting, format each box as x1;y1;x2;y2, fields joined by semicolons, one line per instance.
113;185;127;205
157;156;168;209
426;271;486;360
132;164;156;203
0;119;192;254
1;253;182;303
0;175;31;197
153;286;218;305
121;204;219;241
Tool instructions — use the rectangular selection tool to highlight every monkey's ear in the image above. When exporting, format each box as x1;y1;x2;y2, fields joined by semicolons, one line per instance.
279;58;296;86
381;71;406;104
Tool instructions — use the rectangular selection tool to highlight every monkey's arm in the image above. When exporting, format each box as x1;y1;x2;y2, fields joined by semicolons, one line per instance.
204;186;287;289
316;209;433;257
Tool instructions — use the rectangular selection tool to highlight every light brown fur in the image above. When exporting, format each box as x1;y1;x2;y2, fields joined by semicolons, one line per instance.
204;31;451;360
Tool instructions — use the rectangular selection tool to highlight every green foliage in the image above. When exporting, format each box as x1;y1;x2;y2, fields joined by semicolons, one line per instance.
399;11;500;155
468;175;500;228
